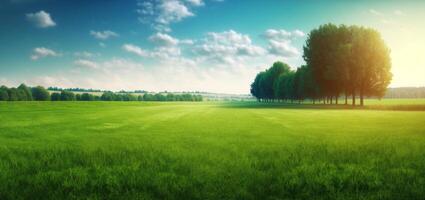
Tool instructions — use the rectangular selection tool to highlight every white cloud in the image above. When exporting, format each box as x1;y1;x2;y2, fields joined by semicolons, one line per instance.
185;0;203;6
122;44;150;57
90;30;119;40
137;0;217;32
26;10;56;28
267;40;300;57
149;32;180;46
30;47;59;60
369;9;383;16
263;29;305;41
74;59;99;69
262;29;304;58
193;30;266;64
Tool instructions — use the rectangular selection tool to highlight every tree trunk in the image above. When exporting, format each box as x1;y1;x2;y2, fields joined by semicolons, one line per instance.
352;91;356;106
360;89;364;106
330;96;333;105
335;96;338;105
313;99;315;104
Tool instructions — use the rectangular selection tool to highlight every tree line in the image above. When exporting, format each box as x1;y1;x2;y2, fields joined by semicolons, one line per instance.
0;84;202;102
251;24;392;106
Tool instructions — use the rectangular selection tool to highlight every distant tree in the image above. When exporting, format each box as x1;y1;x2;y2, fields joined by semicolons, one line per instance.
17;84;33;101
101;91;114;101
75;94;81;101
166;93;175;101
154;93;166;101
51;93;61;101
143;93;155;101
32;86;50;101
81;93;95;101
60;90;76;101
0;86;9;101
7;88;19;101
137;95;143;101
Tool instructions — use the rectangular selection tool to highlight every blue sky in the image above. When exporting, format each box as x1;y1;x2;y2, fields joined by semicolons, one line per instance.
0;0;424;93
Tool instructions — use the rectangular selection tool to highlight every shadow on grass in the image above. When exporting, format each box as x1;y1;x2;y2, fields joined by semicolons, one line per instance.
220;102;425;111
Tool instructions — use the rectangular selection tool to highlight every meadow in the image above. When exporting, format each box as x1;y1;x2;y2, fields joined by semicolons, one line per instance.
1;100;425;199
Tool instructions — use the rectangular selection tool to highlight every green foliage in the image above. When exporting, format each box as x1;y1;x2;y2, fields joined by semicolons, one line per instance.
81;93;95;101
31;86;50;101
18;84;33;101
7;88;19;101
51;93;61;101
60;90;76;101
0;101;424;199
0;86;9;101
252;24;392;106
303;24;392;105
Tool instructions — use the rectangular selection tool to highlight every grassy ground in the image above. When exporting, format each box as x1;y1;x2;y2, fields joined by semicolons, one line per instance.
0;101;425;199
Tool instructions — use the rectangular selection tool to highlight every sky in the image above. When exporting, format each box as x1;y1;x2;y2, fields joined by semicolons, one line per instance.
0;0;424;94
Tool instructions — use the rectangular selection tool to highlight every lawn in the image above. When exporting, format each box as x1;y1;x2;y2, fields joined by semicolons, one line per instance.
0;101;425;199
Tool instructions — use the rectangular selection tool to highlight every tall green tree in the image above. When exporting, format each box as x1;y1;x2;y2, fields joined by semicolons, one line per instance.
31;86;50;101
18;83;33;101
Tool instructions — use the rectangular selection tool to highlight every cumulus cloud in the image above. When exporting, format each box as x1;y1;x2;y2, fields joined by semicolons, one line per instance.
26;10;56;28
122;44;150;57
149;32;180;46
193;30;266;64
90;30;119;40
263;29;305;41
267;40;300;57
30;47;59;60
262;29;304;58
137;0;219;32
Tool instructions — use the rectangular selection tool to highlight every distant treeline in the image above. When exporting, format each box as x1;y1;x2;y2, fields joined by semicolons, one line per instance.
0;84;202;102
251;24;392;106
48;87;148;94
384;87;425;99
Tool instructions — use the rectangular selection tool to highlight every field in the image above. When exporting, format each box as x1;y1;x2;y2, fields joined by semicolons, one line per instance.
1;100;425;199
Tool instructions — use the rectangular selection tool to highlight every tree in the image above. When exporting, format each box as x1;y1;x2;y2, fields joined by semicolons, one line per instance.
32;86;50;101
0;86;9;101
60;90;76;101
303;24;392;106
143;93;155;101
7;88;19;101
251;62;291;101
81;93;95;101
101;91;114;101
51;93;61;101
18;84;33;101
351;27;392;106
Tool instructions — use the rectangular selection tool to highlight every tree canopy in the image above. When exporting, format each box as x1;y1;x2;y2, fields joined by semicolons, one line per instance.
251;24;392;106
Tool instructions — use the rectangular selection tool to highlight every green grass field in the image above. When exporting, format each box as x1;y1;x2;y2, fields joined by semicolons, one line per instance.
1;101;425;199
